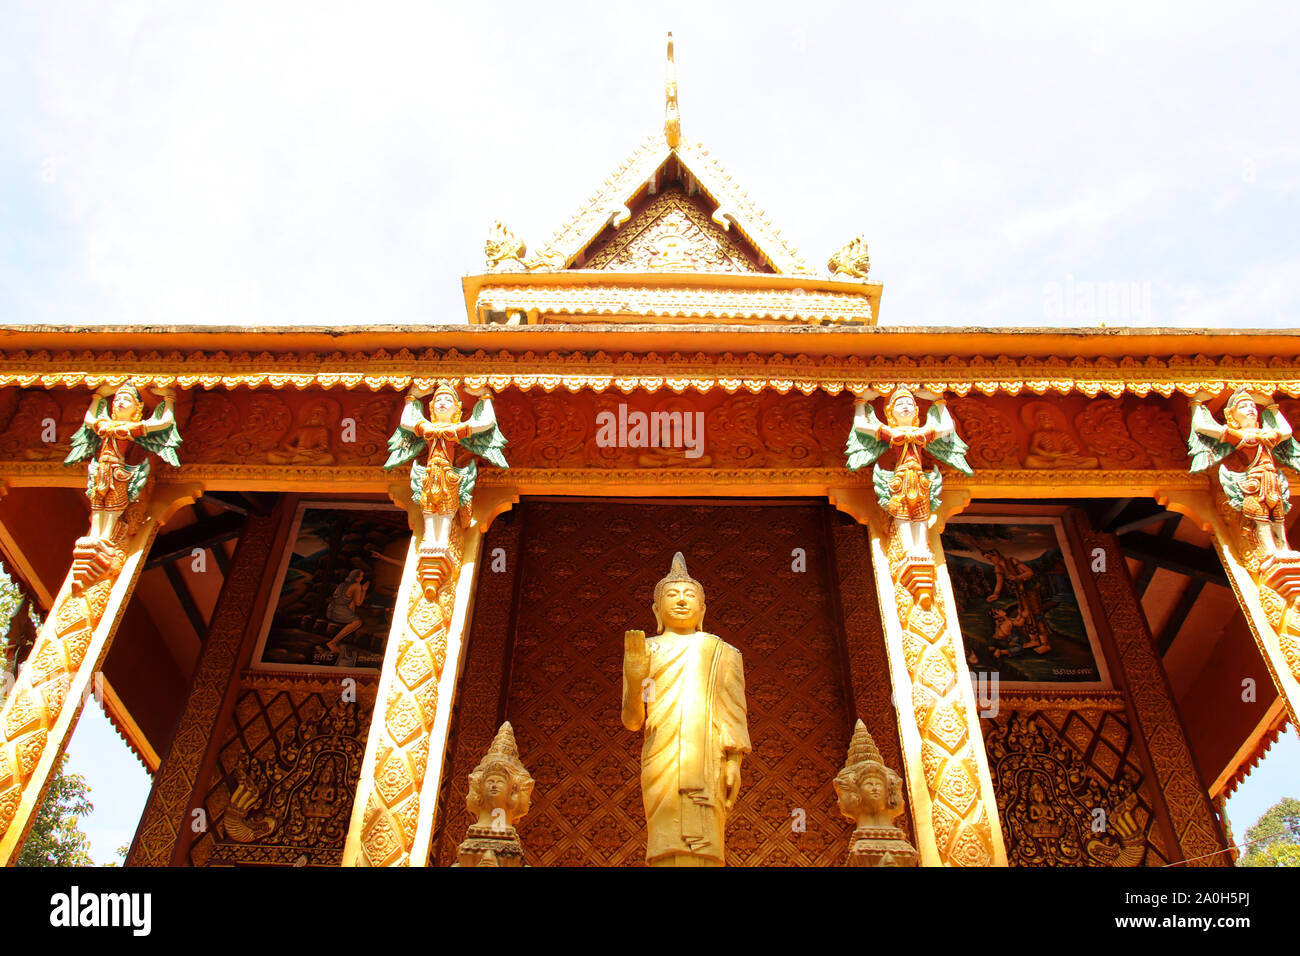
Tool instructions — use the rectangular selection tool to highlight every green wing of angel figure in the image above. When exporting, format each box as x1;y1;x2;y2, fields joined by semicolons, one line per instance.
1186;403;1236;473
458;398;509;469
384;396;429;470
872;463;893;510
1263;405;1300;474
924;402;974;476
846;402;888;472
125;460;153;504
453;398;510;510
1216;465;1252;515
64;395;108;464
132;403;183;467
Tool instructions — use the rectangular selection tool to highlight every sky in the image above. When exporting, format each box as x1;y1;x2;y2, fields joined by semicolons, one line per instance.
1;1;1298;330
5;1;1300;863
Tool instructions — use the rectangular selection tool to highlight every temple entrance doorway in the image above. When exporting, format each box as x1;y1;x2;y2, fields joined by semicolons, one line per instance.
431;497;905;866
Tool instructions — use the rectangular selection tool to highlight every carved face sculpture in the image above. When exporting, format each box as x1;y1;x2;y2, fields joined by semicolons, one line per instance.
1226;395;1260;430
306;403;328;427
887;392;919;428
111;386;143;423
657;582;703;633
483;771;510;806
431;387;461;424
1029;782;1047;803
860;767;888;808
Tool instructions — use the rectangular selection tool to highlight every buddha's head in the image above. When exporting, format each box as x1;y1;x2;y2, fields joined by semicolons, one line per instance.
1225;388;1260;429
111;384;144;423
430;383;463;425
652;552;706;634
305;402;329;427
884;387;919;428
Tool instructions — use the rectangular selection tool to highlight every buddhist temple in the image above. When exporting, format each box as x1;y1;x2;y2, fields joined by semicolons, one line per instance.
1;36;1293;868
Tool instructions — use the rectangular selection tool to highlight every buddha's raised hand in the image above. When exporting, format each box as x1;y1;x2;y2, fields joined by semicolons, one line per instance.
623;629;649;685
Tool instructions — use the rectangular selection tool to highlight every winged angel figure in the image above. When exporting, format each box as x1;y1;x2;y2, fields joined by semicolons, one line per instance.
1188;388;1300;556
64;383;181;541
384;382;508;557
845;387;972;557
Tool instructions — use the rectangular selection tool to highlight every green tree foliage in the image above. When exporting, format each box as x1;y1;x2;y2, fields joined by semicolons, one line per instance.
1240;796;1300;867
0;559;23;651
16;752;95;867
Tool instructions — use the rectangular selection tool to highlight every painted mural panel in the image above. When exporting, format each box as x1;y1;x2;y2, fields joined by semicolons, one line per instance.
941;516;1110;689
252;502;410;672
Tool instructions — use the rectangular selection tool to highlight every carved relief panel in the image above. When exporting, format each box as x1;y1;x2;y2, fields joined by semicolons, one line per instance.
982;706;1173;866
946;394;1190;471
188;677;376;866
583;189;761;273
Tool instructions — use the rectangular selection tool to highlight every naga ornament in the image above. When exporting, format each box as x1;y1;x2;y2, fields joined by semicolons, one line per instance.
384;382;508;598
828;235;871;280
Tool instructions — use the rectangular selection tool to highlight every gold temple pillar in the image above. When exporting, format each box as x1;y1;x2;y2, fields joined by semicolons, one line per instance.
341;486;493;867
841;489;1007;867
1162;489;1300;726
0;481;199;865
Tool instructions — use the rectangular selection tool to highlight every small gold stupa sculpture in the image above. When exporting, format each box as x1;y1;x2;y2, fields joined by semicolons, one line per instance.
454;721;535;867
833;720;918;867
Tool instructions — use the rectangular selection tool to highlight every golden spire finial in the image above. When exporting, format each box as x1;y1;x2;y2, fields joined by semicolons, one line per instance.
665;32;681;150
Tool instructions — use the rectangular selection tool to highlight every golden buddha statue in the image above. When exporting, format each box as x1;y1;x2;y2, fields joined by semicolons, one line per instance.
622;552;750;867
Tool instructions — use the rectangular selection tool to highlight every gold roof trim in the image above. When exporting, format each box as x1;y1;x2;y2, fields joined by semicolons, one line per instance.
2;349;1300;399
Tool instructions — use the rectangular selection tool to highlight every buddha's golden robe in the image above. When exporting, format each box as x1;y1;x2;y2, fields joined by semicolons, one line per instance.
633;631;750;865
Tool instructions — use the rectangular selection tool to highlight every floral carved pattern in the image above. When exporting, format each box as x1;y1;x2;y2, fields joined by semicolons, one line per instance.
882;527;995;866
355;522;465;866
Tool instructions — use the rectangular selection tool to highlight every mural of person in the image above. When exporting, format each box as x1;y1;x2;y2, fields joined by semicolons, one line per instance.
324;569;369;654
983;547;1049;646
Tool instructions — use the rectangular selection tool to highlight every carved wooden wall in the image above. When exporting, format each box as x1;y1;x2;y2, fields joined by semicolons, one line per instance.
433;499;895;866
